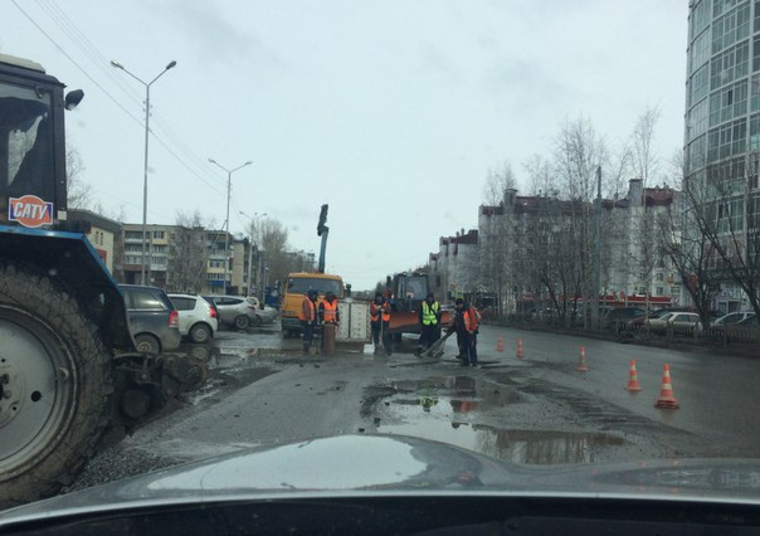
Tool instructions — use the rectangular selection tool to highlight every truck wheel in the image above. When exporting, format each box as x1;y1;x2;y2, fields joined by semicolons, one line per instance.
189;323;211;344
0;264;113;508
134;334;161;355
234;315;249;330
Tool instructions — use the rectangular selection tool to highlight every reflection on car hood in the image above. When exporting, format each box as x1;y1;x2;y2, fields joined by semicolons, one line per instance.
2;434;760;523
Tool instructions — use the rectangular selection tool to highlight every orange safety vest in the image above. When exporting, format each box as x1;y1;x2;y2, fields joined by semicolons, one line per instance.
298;297;316;322
322;300;338;323
371;302;391;322
464;307;479;332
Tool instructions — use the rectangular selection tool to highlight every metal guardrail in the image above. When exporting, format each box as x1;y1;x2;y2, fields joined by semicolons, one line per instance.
499;315;760;347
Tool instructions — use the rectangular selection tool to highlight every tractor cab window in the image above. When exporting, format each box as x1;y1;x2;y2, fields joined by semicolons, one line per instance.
0;82;53;198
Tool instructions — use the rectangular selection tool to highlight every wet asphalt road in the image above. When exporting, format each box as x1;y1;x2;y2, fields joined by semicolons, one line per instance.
68;321;760;492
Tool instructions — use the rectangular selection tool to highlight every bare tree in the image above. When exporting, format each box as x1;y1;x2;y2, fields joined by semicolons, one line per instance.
477;163;519;316
553;116;608;327
658;202;719;327
482;160;517;205
66;146;92;210
168;210;207;293
685;152;760;317
523;154;555;197
250;217;300;289
631;105;662;189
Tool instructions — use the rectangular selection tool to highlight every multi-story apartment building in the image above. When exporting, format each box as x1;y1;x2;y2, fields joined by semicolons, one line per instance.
475;180;685;315
427;229;479;302
121;224;250;295
685;0;760;313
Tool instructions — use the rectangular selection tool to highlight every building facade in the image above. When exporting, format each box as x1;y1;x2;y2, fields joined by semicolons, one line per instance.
68;209;122;275
427;229;479;302
685;0;760;313
120;223;250;295
475;181;685;316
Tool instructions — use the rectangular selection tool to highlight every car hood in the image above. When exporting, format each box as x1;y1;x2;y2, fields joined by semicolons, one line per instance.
2;434;760;524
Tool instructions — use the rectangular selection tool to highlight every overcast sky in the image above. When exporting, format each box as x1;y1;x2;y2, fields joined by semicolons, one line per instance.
1;0;688;290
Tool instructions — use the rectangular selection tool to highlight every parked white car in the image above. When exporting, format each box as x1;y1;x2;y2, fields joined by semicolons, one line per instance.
168;293;219;343
646;311;703;335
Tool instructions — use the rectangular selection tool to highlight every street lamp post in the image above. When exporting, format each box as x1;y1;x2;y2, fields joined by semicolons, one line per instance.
111;59;177;285
240;211;266;296
208;159;252;295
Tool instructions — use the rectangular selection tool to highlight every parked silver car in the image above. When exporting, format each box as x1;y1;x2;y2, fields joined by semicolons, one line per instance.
714;312;755;325
168;293;219;343
204;296;259;329
247;296;278;325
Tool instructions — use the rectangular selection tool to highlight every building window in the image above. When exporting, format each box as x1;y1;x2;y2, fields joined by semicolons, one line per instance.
689;99;710;139
691;0;711;38
656;273;664;281
711;41;749;90
690;64;710;106
715;0;740;18
713;2;750;54
152;230;165;239
691;28;712;73
656;287;665;296
687;134;708;172
709;80;748;126
707;118;747;161
124;231;142;240
750;113;760;150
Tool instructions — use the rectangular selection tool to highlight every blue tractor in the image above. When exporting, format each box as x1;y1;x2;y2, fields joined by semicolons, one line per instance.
0;54;193;507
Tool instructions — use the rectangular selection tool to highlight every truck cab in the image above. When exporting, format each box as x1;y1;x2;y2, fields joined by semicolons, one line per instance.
280;272;344;336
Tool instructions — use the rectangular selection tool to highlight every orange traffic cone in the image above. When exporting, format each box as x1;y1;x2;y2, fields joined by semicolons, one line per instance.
625;360;642;392
655;364;679;409
516;338;524;359
496;335;504;352
576;346;589;372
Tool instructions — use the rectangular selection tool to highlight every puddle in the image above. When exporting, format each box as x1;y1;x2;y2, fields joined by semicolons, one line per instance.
379;419;624;464
373;375;624;464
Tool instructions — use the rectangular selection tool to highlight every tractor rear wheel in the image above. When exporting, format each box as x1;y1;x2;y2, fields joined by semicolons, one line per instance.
0;264;113;508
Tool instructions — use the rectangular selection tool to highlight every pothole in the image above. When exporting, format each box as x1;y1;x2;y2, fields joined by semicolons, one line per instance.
370;375;626;464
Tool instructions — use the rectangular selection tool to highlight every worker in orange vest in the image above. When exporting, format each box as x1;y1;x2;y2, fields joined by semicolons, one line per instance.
298;289;318;354
370;292;392;356
318;291;340;354
319;291;340;324
449;298;480;367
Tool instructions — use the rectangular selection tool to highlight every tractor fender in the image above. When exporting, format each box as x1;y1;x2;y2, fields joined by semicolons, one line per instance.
0;224;134;352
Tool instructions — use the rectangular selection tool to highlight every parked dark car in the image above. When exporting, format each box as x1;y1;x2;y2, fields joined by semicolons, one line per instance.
603;307;646;330
119;284;181;354
708;314;760;344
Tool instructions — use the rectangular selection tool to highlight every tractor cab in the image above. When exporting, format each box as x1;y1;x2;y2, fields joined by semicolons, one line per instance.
0;53;78;229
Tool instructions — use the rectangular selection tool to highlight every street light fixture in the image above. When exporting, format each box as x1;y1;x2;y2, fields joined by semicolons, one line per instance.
111;59;177;285
208;159;253;294
240;211;267;297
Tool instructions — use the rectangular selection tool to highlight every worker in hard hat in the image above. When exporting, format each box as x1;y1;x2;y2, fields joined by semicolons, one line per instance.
319;291;340;325
370;292;392;356
415;292;441;356
298;289;319;354
448;298;480;367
